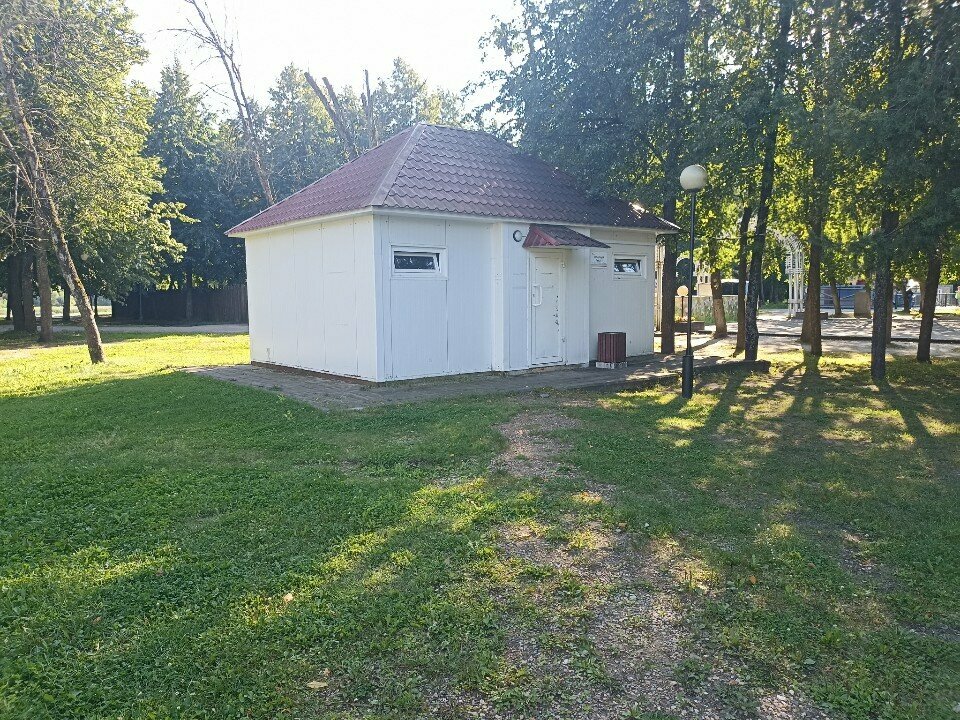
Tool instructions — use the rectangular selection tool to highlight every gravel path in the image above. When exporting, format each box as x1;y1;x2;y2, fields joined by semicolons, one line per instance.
439;408;835;719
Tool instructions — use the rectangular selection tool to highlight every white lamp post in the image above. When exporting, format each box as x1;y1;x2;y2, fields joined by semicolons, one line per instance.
679;164;707;399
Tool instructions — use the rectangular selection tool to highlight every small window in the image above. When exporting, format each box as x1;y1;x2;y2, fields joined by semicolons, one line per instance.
393;250;440;273
614;258;645;276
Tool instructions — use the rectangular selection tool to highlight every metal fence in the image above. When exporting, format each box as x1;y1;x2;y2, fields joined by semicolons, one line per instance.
937;291;959;307
112;285;248;324
821;285;958;311
819;285;863;311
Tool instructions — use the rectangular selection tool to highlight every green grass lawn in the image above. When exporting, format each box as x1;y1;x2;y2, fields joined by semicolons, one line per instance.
1;333;957;719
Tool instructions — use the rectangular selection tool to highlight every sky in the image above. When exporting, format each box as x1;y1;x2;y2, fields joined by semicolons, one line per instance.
127;0;518;112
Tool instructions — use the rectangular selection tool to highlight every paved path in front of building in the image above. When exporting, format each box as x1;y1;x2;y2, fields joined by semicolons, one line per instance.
187;340;764;411
674;331;960;359
749;311;960;343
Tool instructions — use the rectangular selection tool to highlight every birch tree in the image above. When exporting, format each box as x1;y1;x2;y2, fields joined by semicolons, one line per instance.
0;2;106;360
0;0;178;360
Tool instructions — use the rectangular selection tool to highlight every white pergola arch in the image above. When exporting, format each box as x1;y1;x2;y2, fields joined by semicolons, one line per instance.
776;231;806;319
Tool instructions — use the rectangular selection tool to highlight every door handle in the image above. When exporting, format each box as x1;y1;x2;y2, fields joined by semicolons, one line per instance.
532;284;543;307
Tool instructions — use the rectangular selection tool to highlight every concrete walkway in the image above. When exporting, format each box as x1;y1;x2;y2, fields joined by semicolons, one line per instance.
674;331;960;359
752;312;960;343
187;343;765;411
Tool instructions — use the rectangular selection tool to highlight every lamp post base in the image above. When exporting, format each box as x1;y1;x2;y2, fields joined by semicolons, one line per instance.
681;351;694;399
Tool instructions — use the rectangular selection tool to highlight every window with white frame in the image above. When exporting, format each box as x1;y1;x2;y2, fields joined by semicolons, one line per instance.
613;257;646;277
393;249;442;275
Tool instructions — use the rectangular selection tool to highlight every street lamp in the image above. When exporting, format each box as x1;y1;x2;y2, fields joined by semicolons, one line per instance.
679;164;707;399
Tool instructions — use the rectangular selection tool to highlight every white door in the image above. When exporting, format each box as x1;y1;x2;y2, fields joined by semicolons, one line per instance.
530;252;564;364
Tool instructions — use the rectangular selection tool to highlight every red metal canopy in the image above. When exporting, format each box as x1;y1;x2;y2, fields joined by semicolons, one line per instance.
522;224;611;249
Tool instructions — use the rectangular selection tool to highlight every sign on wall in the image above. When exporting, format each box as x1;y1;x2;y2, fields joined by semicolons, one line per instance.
590;251;608;268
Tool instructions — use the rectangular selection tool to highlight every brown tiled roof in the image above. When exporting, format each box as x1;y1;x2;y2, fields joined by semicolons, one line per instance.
228;124;678;235
523;224;610;249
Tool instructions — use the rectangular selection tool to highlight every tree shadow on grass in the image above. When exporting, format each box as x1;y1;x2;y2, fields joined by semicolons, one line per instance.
559;358;960;718
0;370;535;719
701;357;960;717
4;358;958;719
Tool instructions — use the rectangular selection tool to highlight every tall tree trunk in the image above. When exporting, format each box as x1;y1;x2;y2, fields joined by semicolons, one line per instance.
361;68;379;148
745;205;770;362
184;267;194;322
735;205;752;353
801;240;822;355
801;154;827;355
0;47;104;362
62;285;70;321
801;1;828;357
871;209;898;382
886;274;894;342
830;277;842;316
305;72;362;159
710;270;727;337
7;254;25;331
34;243;53;341
19;249;36;332
659;0;689;356
871;0;902;382
660;204;678;354
745;0;794;362
917;243;941;362
871;251;892;382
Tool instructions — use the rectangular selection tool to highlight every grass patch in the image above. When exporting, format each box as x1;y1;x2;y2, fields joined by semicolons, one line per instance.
563;354;960;718
1;332;958;718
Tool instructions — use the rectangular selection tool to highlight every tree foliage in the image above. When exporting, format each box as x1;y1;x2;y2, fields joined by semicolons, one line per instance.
482;0;959;375
0;0;181;359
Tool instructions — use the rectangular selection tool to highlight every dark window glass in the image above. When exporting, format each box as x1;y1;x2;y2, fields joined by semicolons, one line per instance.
614;259;642;274
394;252;438;271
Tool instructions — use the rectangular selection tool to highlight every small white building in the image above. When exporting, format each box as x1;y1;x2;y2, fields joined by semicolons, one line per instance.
228;124;677;382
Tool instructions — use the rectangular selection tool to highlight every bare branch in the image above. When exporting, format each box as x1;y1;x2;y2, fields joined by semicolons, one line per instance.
305;71;360;158
362;68;379;148
182;0;275;204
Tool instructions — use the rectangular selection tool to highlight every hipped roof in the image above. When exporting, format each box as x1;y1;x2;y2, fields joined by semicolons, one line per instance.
228;124;678;236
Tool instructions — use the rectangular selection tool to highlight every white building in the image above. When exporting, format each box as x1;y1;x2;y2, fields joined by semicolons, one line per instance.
228;124;677;382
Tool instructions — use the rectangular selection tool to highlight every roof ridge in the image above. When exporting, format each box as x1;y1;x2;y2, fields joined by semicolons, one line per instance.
370;123;426;207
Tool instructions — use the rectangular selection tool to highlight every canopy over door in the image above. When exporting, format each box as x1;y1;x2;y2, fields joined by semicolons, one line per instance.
522;224;611;249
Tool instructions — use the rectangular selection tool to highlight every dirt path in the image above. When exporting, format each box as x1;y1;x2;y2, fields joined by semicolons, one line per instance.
447;407;834;720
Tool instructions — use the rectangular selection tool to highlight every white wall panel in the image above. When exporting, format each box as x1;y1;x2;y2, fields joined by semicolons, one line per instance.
268;231;298;366
491;224;507;371
321;219;359;377
352;215;379;380
381;215;494;380
294;226;326;370
445;220;493;374
390;278;448;378
244;236;271;363
589;229;657;358
562;231;592;365
243;215;376;379
502;223;531;370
